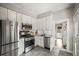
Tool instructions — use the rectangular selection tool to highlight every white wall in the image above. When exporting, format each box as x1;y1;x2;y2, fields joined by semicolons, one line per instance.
73;4;79;56
73;4;79;14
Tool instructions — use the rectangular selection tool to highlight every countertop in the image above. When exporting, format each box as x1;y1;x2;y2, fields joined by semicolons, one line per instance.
35;35;53;38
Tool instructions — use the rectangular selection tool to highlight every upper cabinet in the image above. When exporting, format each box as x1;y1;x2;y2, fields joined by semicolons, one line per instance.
46;15;53;30
0;7;7;20
37;18;43;30
22;15;32;24
22;15;27;23
32;18;37;30
8;9;16;21
16;13;22;23
43;17;47;30
38;17;46;30
37;15;53;31
16;13;22;31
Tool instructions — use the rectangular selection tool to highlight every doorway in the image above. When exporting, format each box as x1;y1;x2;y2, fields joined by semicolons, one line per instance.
55;21;67;49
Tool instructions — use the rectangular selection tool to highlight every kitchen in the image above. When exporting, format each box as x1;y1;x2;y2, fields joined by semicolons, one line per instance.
0;5;54;56
0;3;79;56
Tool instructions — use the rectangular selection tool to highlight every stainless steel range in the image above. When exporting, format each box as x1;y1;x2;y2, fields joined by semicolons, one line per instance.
24;37;34;53
20;23;34;53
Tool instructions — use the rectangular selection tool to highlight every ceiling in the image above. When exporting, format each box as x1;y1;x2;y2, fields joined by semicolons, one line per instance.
0;3;74;17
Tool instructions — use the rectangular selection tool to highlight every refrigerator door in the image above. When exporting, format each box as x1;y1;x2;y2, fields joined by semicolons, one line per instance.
0;20;2;55
2;20;6;45
10;21;15;43
5;20;10;44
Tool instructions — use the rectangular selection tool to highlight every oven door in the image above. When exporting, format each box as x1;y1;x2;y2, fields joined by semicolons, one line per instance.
25;38;34;52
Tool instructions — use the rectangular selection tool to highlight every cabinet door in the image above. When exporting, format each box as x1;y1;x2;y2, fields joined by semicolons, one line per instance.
22;15;32;24
46;16;52;30
35;36;38;46
32;18;37;30
28;16;32;24
8;9;16;21
35;36;40;46
0;7;7;20
38;18;43;30
17;13;22;23
43;17;47;30
49;16;53;30
39;37;44;48
37;19;40;30
43;17;46;30
17;13;22;31
22;15;26;23
40;18;43;30
22;15;27;23
38;17;47;31
35;36;44;48
18;38;24;55
41;17;45;30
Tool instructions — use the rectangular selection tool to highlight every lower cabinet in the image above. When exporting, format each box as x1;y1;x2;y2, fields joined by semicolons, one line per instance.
18;38;24;56
35;36;44;48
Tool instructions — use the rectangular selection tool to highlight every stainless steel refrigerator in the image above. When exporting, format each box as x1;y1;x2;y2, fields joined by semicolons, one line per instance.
0;20;18;56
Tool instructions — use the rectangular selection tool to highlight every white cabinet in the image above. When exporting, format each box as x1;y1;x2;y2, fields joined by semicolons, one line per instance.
8;9;16;21
22;15;28;23
22;15;25;23
32;18;37;30
17;13;22;22
18;38;24;55
37;15;53;31
41;17;46;30
36;18;43;30
0;7;7;20
37;18;42;30
16;13;22;31
46;15;53;30
40;18;44;30
22;15;32;24
28;16;32;24
38;18;45;30
35;36;44;48
43;17;47;30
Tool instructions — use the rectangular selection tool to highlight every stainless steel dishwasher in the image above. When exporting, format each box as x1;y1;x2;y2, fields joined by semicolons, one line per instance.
44;37;50;49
